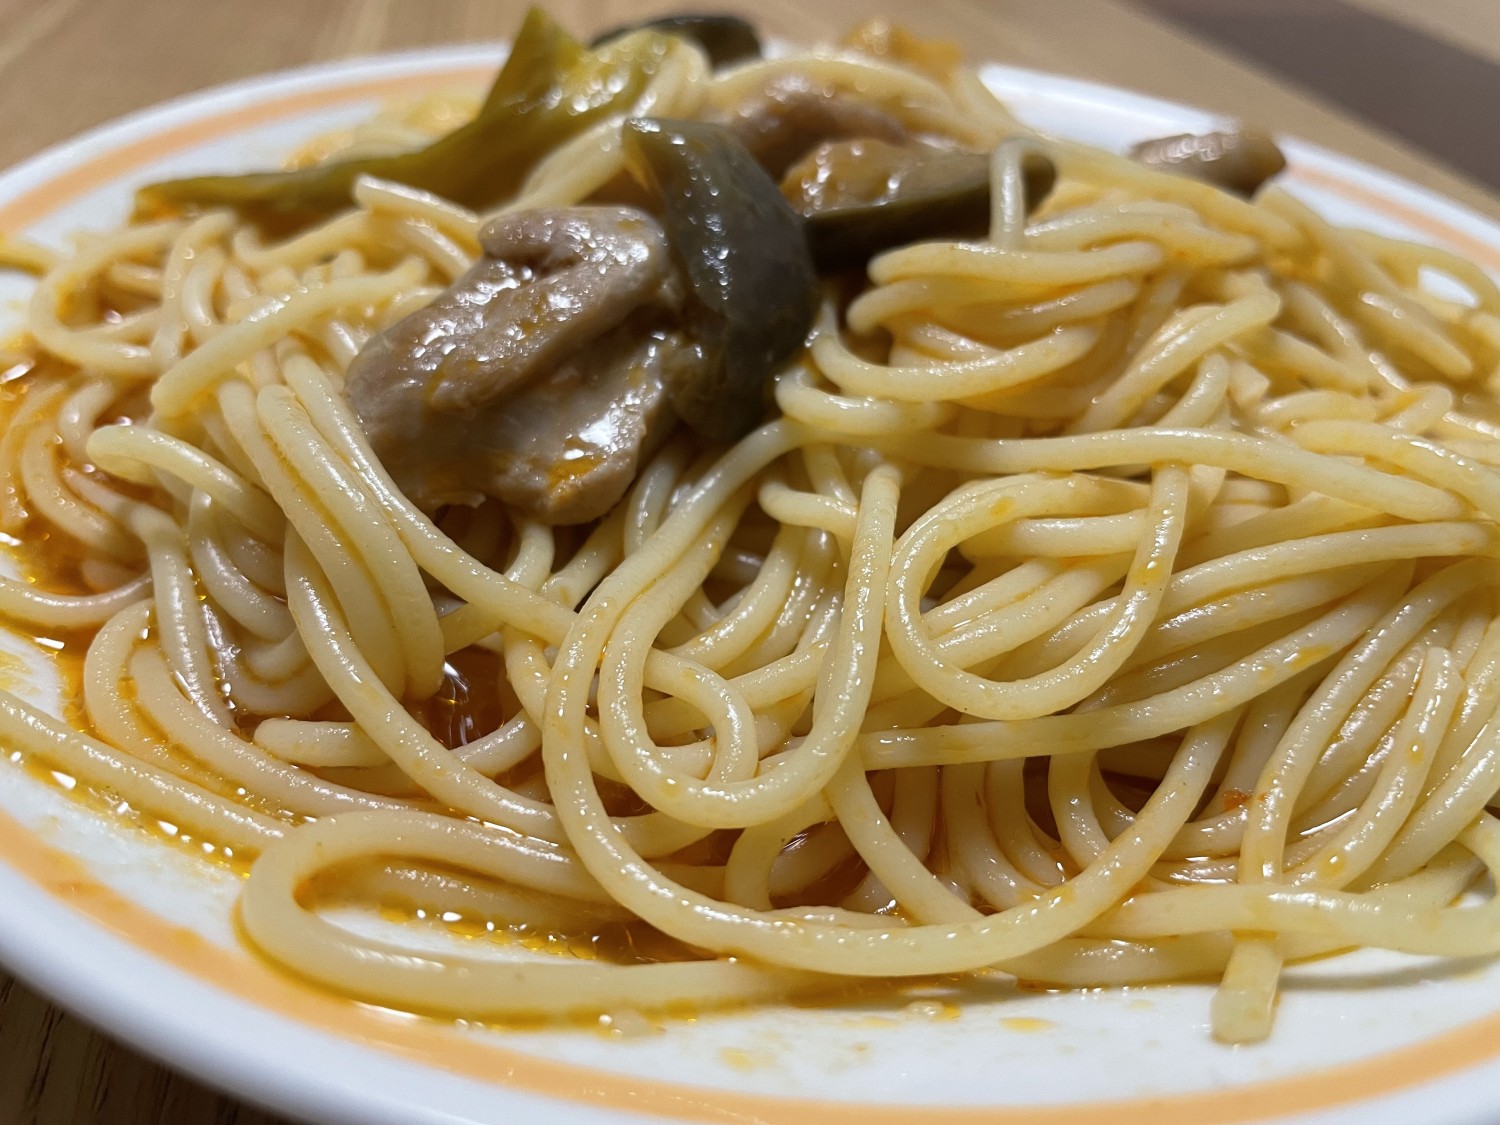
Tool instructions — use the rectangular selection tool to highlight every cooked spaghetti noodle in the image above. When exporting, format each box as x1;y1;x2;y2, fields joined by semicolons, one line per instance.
2;17;1499;1047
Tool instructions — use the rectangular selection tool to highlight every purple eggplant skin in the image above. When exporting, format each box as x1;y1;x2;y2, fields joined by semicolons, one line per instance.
623;117;821;443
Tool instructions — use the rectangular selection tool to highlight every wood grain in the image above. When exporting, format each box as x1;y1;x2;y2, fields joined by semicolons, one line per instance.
0;2;1496;1123
1344;0;1500;66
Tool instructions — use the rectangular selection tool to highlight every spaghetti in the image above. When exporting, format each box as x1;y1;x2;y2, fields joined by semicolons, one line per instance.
0;15;1498;1046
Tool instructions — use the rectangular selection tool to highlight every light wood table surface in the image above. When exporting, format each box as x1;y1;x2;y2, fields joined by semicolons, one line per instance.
0;2;1497;1123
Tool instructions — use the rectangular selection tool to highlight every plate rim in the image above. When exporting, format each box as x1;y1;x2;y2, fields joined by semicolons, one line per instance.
0;41;1498;1125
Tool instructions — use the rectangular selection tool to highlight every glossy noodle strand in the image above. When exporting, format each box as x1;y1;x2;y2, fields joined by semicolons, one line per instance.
0;25;1498;1046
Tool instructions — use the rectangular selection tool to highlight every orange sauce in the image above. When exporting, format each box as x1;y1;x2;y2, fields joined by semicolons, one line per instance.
368;902;710;968
1219;788;1252;813
5;600;252;874
410;646;507;751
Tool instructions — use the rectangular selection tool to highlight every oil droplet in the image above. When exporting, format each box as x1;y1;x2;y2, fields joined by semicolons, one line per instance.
1220;788;1251;813
719;1047;769;1071
1001;1016;1055;1033
846;1015;901;1029
904;999;960;1021
596;1009;661;1039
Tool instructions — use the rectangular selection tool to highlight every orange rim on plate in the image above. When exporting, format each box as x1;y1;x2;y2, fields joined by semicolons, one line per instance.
2;59;1499;1125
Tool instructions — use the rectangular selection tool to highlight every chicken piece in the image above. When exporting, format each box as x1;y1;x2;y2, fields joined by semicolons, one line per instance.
781;137;1056;271
438;321;692;524
345;206;692;523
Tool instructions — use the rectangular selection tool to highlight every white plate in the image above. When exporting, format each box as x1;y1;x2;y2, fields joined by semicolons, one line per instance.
0;44;1498;1125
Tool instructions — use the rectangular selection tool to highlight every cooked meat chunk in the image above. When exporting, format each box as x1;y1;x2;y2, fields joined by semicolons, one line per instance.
1129;127;1287;197
345;205;691;523
437;322;690;524
781;137;1056;270
714;75;909;178
436;208;674;412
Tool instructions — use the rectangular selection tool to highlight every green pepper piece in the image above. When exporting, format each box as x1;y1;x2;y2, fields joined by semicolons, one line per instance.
623;117;819;443
590;13;761;69
785;138;1056;272
135;9;671;224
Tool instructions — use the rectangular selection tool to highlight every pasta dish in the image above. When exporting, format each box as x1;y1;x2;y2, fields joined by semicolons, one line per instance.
1;11;1498;1047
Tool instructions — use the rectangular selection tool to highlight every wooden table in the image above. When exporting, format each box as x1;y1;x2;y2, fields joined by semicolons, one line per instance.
0;2;1496;1122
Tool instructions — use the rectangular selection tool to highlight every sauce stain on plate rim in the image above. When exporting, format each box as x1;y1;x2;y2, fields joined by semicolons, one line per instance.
0;46;1497;1125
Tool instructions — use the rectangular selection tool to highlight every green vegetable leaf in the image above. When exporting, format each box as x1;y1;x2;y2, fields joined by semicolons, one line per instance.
135;8;671;225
